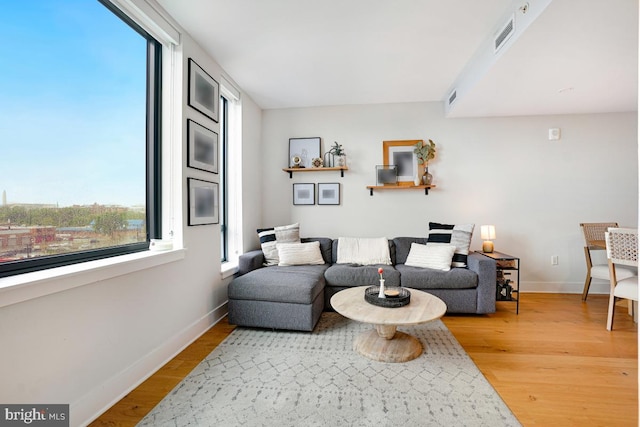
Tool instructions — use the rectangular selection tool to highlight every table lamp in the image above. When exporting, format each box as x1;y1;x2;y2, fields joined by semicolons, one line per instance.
481;225;496;253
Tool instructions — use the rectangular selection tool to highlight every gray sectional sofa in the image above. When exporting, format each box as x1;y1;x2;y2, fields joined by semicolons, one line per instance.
228;237;497;331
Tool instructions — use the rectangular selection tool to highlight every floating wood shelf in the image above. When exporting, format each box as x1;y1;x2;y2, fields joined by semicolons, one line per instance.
283;166;348;178
366;184;436;196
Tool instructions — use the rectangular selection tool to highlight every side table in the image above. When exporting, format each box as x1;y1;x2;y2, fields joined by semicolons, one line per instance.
476;251;520;314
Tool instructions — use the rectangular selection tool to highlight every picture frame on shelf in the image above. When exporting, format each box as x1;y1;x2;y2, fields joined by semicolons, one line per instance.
289;137;321;169
382;140;421;186
293;183;315;205
318;183;340;205
188;58;219;122
188;178;219;225
187;119;218;173
375;165;398;186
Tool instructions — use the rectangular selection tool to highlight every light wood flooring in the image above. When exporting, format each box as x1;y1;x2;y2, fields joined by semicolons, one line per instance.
91;293;637;426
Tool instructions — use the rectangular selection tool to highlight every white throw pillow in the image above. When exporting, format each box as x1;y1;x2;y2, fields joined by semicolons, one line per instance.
405;242;456;271
277;241;325;266
336;237;392;265
257;223;300;266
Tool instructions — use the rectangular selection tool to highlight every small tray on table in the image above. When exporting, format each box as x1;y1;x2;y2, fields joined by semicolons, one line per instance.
364;286;411;308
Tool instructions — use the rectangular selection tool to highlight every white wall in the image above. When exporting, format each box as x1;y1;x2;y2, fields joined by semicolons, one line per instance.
0;27;263;427
241;97;264;252
261;102;638;292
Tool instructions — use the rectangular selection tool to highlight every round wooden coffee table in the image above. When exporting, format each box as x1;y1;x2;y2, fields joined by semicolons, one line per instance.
330;286;447;363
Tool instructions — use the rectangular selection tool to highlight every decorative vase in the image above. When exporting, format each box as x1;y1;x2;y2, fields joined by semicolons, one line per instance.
414;172;421;186
422;167;433;185
378;279;386;298
336;154;346;167
323;152;334;167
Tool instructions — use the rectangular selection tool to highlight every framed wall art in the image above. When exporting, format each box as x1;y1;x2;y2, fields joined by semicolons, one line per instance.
187;119;218;173
318;183;340;205
188;58;219;122
188;178;219;225
289;137;321;168
375;165;398;186
383;140;421;186
293;183;315;205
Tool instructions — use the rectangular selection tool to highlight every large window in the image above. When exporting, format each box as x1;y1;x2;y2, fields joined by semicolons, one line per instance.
220;96;229;262
219;81;242;269
0;1;160;277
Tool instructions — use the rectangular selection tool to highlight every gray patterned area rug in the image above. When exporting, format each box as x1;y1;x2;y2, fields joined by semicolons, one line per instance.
138;313;521;427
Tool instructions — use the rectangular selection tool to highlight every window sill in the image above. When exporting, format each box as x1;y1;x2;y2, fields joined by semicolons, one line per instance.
221;261;238;279
0;248;186;309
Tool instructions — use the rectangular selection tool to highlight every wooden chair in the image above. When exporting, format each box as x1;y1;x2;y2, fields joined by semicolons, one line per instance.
605;228;638;331
580;222;636;300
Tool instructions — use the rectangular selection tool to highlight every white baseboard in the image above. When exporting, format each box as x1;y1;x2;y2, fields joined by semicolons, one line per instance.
520;281;610;295
73;302;228;427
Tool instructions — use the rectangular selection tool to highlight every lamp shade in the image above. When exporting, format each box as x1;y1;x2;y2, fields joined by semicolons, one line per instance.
481;225;496;240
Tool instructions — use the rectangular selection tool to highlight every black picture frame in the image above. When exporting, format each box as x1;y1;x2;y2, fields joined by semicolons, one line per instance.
289;137;321;169
188;58;219;122
187;119;218;173
188;178;219;225
293;183;315;205
318;183;340;205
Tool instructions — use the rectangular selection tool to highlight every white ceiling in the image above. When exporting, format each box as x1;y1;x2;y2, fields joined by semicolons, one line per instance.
156;0;638;117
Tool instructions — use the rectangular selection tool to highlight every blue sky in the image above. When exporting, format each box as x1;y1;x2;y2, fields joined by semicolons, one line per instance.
0;1;147;207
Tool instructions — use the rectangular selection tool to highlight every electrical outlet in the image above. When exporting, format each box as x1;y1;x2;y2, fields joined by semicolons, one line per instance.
551;255;558;265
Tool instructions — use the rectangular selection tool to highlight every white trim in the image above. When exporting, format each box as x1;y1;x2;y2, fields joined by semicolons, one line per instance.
221;261;238;279
220;75;241;101
74;303;228;427
108;0;180;45
520;280;611;294
220;87;244;267
0;249;186;309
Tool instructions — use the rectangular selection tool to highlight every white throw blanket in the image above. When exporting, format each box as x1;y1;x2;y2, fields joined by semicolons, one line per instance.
336;237;392;265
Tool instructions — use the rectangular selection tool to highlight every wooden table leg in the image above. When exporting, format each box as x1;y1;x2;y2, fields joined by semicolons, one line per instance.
354;328;423;363
375;324;397;339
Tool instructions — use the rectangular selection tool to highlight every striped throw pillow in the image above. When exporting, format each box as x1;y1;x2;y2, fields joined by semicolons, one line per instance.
427;222;475;268
257;223;300;266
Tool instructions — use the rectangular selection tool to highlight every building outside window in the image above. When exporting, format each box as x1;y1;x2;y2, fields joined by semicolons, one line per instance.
0;0;161;277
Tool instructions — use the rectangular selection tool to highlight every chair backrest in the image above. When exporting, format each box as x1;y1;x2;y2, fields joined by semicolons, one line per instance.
605;228;638;267
581;222;619;249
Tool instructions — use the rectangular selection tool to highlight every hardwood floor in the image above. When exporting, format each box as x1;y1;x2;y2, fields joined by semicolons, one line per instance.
444;294;637;427
90;293;637;426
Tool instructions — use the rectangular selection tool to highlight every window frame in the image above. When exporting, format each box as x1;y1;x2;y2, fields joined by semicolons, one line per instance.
0;0;162;278
219;79;242;275
220;96;229;262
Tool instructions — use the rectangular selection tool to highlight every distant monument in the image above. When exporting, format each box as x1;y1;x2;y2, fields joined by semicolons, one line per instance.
2;190;5;206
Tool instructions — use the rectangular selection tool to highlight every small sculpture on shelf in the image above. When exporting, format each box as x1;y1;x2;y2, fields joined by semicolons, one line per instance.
291;155;303;168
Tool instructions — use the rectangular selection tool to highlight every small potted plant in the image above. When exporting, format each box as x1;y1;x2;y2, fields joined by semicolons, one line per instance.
329;141;346;167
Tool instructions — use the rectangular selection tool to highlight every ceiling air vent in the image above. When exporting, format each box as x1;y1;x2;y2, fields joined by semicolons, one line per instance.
448;89;457;106
494;14;515;53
